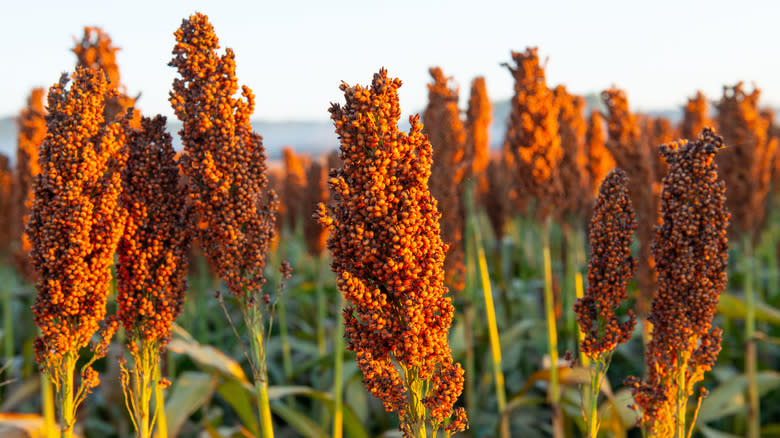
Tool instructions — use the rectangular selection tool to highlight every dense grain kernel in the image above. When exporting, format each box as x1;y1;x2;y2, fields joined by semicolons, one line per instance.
29;66;128;395
716;82;777;242
575;168;637;358
282;146;308;232
11;88;46;280
585;110;615;195
423;67;468;294
303;159;328;256
554;85;591;218
602;87;658;316
117;115;190;351
502;47;562;220
169;13;277;299
319;69;467;436
465;77;491;177
626;129;729;438
73;27;139;126
680;91;711;141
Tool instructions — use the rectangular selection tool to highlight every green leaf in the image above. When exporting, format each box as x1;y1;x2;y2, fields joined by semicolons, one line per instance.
271;401;329;438
168;325;249;383
217;380;259;436
717;292;780;324
698;424;742;438
698;371;780;423
165;371;217;437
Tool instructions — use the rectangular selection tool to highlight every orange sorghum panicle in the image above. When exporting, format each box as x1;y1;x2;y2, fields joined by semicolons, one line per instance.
465;76;491;177
502;47;562;219
716;82;777;241
574;168;637;358
627;128;729;437
282;146;307;232
554;85;591;218
483;156;513;240
680;91;711;141
169;13;277;299
586;110;615;196
117;115;190;351
29;66;128;381
12;88;46;280
602;86;658;316
423;67;468;294
319;69;467;436
303;159;328;256
73;27;139;125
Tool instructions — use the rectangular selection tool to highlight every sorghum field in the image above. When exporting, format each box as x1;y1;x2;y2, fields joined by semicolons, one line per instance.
1;12;780;438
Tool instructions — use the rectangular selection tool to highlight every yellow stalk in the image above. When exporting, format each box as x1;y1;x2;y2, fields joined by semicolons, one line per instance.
333;292;345;438
542;221;562;438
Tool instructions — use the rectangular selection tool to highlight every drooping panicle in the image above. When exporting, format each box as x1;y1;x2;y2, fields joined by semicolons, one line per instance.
502;47;562;219
169;12;277;299
117;115;190;350
575;168;637;358
627;128;729;438
319;69;467;436
11;88;46;279
423;66;468;293
29;67;128;390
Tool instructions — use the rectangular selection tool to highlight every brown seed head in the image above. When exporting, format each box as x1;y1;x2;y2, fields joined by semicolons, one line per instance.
680;91;711;141
627;128;729;437
423;67;468;294
575;168;637;358
586;110;615;195
117;115;190;352
29;67;128;377
303;159;328;256
502;47;562;219
554;85;591;219
319;69;467;435
465;76;491;176
282;146;307;231
169;13;277;299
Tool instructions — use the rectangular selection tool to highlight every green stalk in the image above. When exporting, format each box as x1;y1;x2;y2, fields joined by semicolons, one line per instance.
42;372;56;438
473;219;508;438
154;361;168;438
333;293;345;438
586;358;603;438
744;235;759;438
462;180;477;417
57;353;76;438
676;351;688;438
3;272;13;369
277;289;293;382
246;315;274;438
315;254;328;357
542;220;562;438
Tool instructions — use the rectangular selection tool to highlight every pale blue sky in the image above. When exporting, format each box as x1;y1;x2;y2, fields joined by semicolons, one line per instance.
2;0;778;121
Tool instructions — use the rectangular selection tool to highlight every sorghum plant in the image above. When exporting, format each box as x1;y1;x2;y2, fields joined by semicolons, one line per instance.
117;115;190;438
29;67;128;438
423;66;468;294
465;76;491;179
319;68;468;437
169;13;278;437
574;168;637;438
282;146;307;233
12;88;46;280
627;128;729;438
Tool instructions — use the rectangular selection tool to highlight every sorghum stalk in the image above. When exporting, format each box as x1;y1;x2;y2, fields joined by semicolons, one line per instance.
117;115;189;438
319;69;468;438
627;129;729;438
743;235;758;438
575;168;638;438
169;13;278;437
541;219;562;438
29;68;127;438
